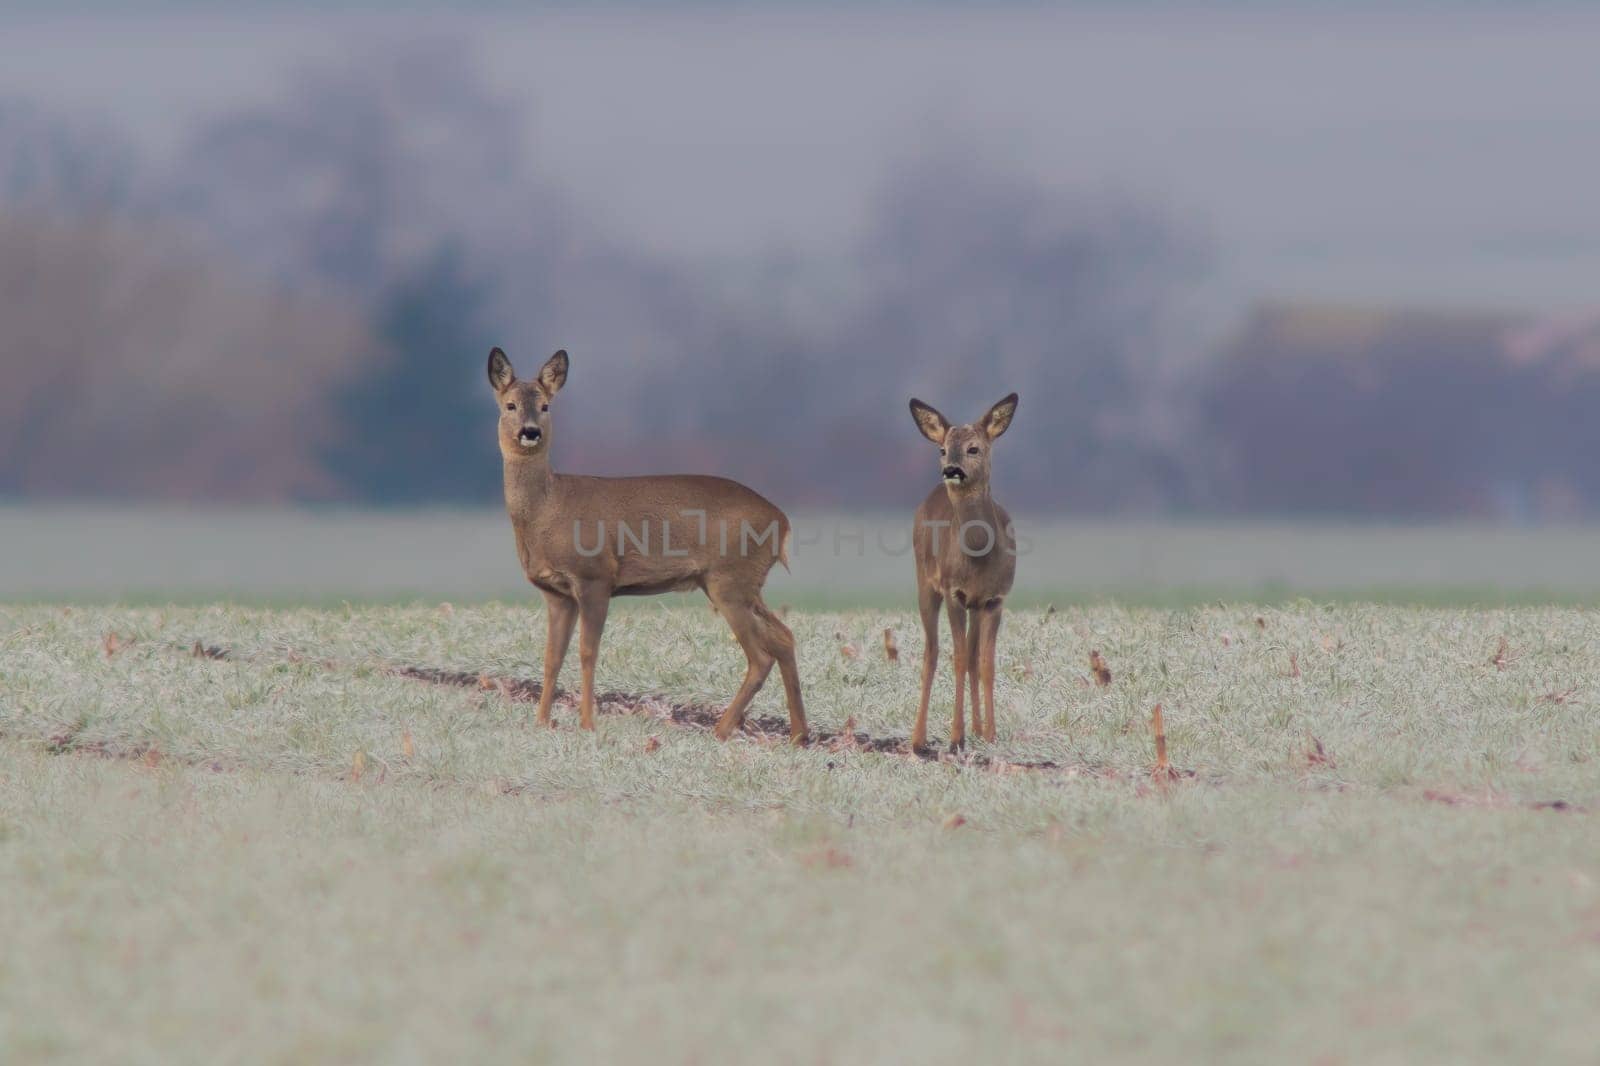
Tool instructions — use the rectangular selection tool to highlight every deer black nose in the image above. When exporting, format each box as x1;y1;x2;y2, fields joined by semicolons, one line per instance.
518;427;542;442
942;465;966;481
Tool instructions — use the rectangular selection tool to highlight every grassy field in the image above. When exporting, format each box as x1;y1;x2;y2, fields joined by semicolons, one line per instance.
1;600;1598;1063
11;506;1600;607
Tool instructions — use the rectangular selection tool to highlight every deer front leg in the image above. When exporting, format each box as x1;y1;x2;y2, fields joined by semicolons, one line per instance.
911;585;942;754
966;607;982;740
979;602;1003;742
537;591;577;728
574;584;611;731
945;599;969;753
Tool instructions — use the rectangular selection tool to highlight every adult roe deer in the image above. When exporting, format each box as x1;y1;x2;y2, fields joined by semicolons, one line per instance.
907;393;1019;753
488;347;808;743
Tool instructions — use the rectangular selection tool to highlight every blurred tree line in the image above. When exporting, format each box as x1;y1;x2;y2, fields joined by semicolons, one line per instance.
3;41;1594;519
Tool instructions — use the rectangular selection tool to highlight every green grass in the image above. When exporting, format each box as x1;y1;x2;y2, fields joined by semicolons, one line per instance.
2;601;1598;1062
13;506;1600;609
29;583;1600;613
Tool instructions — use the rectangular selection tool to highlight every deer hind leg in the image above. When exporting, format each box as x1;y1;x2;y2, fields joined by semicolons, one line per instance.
910;584;942;754
574;584;611;731
755;599;808;745
945;598;969;753
966;607;983;739
537;591;577;728
979;602;1003;742
706;581;775;741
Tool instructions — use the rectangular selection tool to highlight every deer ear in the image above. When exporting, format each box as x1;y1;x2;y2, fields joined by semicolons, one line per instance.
909;399;951;445
981;393;1018;441
538;349;569;397
488;347;515;392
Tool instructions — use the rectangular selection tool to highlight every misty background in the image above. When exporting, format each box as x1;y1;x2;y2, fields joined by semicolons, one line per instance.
4;2;1600;523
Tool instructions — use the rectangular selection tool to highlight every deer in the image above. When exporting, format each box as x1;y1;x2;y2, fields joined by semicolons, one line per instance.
907;392;1019;754
488;347;808;744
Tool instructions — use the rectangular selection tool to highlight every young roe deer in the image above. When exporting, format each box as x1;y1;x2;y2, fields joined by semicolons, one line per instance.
907;393;1019;753
488;347;808;743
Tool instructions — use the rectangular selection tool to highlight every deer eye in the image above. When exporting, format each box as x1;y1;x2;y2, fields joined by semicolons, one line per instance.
938;448;946;456
966;446;979;456
506;402;516;411
541;403;549;412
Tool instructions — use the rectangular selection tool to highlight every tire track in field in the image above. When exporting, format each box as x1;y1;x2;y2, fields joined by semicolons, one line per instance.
178;639;1090;773
392;663;1081;772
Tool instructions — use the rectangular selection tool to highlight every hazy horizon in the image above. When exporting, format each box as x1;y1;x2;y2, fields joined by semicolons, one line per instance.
6;2;1600;515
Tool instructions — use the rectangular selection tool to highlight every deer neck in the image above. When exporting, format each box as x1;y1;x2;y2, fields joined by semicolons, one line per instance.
503;453;556;518
945;484;1002;558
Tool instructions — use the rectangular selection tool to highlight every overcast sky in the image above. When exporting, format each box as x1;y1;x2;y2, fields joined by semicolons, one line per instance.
4;4;1598;318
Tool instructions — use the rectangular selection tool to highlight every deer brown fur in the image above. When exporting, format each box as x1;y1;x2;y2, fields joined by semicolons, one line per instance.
489;347;808;743
907;392;1019;753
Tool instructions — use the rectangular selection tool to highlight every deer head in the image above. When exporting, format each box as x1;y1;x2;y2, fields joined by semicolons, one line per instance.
908;393;1018;494
488;347;568;460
